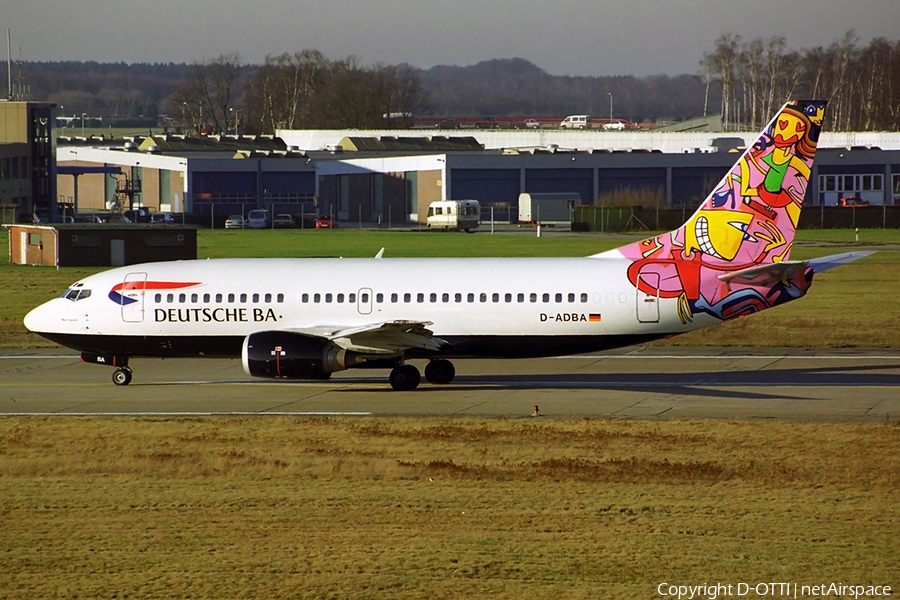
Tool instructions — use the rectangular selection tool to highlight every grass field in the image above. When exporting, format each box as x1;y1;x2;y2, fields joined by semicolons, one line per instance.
1;417;897;599
1;227;897;348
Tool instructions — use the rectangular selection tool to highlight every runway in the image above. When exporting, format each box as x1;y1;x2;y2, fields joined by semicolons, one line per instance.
2;346;899;422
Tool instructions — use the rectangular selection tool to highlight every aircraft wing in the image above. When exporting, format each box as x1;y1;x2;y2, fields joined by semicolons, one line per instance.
287;320;445;355
717;251;874;289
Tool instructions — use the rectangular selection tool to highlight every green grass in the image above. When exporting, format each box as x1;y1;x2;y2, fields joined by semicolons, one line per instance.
2;227;899;348
1;417;897;599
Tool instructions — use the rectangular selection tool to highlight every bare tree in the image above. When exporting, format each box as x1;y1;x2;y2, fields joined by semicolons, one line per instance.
172;53;243;134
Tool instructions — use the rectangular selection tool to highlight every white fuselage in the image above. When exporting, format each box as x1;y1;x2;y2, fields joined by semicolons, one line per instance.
24;255;707;359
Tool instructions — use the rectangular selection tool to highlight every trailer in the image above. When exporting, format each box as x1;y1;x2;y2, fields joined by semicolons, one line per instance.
426;199;481;232
518;193;580;225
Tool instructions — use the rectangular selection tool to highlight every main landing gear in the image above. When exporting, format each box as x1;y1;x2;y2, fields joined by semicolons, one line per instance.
388;359;456;391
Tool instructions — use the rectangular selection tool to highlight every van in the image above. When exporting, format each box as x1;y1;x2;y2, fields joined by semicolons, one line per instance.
427;200;480;232
247;209;269;229
560;115;589;129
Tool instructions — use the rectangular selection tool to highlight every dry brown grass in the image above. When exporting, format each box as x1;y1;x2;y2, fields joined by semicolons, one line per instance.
1;417;898;598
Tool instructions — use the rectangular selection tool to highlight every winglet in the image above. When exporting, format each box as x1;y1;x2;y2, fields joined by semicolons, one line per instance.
374;248;385;259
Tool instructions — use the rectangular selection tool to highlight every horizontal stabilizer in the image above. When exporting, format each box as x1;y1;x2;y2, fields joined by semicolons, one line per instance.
807;251;874;273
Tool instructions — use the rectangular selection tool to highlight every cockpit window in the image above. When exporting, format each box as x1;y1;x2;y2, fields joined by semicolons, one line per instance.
63;288;92;301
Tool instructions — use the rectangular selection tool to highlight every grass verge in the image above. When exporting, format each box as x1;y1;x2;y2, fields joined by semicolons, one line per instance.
1;417;897;598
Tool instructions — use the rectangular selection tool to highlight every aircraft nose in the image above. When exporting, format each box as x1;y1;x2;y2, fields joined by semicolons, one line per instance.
23;300;55;333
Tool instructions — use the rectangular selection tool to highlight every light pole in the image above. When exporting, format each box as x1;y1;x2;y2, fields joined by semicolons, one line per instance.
608;93;613;123
81;112;86;137
181;102;187;132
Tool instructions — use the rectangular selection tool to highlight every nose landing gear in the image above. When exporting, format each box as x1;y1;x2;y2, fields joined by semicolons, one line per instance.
112;367;133;386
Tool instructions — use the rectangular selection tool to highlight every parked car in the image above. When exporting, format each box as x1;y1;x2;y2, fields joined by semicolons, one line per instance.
247;209;269;229
150;213;176;224
273;213;295;229
524;119;541;129
77;214;104;223
225;214;246;229
839;196;870;207
560;115;588;129
124;208;151;223
603;121;626;131
315;215;335;229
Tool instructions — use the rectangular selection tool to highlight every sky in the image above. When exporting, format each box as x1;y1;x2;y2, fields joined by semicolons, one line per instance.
4;0;899;77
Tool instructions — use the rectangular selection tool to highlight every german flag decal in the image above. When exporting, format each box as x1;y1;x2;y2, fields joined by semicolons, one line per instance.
589;314;602;322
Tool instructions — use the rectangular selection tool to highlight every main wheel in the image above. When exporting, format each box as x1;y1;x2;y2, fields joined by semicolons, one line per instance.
424;359;455;384
389;365;420;391
112;367;133;386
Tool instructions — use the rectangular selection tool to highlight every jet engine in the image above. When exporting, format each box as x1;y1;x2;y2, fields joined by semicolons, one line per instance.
241;331;364;379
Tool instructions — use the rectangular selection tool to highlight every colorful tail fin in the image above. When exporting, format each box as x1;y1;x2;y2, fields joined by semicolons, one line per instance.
613;100;828;323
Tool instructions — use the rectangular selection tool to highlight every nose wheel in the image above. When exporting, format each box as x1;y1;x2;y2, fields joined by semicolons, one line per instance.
112;367;133;386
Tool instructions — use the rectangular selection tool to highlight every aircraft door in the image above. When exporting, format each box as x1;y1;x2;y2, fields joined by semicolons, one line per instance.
120;272;148;323
357;287;373;315
635;269;660;323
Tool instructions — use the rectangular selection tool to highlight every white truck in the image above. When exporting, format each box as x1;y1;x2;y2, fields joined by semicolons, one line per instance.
426;199;481;232
518;193;580;226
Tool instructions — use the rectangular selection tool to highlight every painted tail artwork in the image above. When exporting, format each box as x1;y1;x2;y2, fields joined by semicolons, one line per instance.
609;100;870;327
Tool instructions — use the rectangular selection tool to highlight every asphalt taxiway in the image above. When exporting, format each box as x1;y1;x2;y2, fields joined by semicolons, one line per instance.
3;347;899;422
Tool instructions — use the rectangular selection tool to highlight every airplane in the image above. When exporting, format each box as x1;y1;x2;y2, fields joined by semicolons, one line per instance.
24;100;872;390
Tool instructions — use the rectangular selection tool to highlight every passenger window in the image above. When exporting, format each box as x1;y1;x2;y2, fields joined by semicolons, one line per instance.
264;293;272;303
568;293;575;303
179;293;186;303
276;293;284;303
240;293;247;303
337;293;344;303
581;293;588;303
480;293;487;303
542;293;550;303
215;293;223;303
376;293;383;303
325;293;333;303
517;293;524;303
351;293;359;303
417;293;425;303
492;293;499;303
404;293;411;303
467;293;475;303
154;293;161;303
302;293;309;303
442;293;449;303
555;293;563;303
190;293;198;303
505;293;512;303
314;293;321;303
430;293;437;303
228;293;235;303
391;293;398;303
203;293;210;303
455;293;462;303
167;293;174;303
530;293;537;303
252;293;259;303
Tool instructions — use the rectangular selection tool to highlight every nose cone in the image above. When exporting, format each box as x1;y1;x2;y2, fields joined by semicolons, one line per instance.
23;300;56;333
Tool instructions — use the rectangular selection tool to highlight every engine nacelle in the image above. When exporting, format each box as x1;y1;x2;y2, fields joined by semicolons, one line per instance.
241;331;363;379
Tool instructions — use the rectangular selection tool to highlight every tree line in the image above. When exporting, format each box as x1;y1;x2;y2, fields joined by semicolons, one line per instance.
702;30;900;131
2;31;898;133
